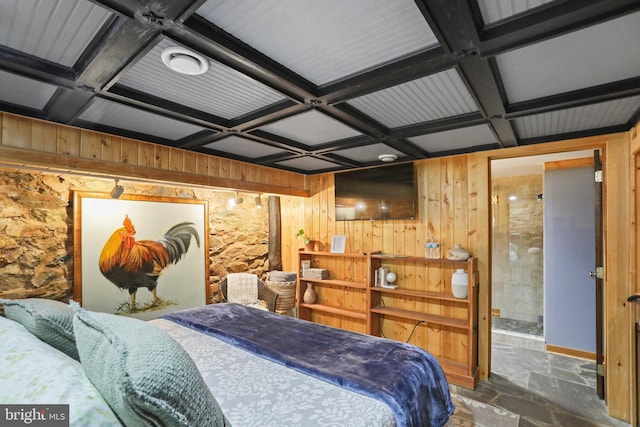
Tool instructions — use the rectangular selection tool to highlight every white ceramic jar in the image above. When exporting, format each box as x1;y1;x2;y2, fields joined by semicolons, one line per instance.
451;269;468;298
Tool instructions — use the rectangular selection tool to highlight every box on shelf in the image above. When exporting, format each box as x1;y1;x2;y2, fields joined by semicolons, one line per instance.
302;268;329;280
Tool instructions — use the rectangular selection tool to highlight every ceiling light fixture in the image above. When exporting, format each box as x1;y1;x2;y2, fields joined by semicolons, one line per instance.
110;179;124;199
378;154;398;162
161;46;209;75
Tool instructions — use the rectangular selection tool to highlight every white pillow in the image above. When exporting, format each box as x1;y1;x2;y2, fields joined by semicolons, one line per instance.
0;315;120;425
226;273;258;305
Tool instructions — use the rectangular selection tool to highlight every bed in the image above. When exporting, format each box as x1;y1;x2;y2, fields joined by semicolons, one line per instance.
0;299;454;427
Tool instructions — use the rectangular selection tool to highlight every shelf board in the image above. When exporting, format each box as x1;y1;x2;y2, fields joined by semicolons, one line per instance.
299;303;367;320
370;306;469;330
300;278;367;289
371;254;473;266
299;250;368;259
370;287;469;303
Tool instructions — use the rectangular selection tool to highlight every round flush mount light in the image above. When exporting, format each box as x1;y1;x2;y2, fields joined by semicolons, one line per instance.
378;154;398;162
161;46;209;75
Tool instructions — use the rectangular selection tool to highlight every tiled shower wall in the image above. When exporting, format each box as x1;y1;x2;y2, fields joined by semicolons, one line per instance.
492;174;544;324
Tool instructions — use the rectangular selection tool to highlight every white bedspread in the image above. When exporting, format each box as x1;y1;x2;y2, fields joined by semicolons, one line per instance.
150;318;395;427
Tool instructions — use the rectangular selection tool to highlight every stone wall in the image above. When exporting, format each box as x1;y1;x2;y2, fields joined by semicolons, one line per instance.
491;174;544;323
0;171;269;302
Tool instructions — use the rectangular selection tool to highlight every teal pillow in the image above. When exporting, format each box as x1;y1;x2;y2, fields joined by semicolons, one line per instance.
71;304;228;427
0;298;79;360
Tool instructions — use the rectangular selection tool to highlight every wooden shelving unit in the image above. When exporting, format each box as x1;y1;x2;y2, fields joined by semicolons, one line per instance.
369;253;479;388
296;249;479;388
296;250;370;330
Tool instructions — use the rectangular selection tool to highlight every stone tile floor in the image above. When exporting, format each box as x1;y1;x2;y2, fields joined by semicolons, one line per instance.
493;317;544;337
449;330;630;426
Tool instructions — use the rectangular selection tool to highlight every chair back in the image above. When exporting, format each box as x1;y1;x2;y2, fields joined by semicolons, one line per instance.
220;276;278;312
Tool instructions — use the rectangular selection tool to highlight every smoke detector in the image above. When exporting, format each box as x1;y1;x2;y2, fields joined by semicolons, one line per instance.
161;47;209;75
378;154;398;162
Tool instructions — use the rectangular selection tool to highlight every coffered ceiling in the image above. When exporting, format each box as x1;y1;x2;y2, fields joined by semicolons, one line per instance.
0;0;639;174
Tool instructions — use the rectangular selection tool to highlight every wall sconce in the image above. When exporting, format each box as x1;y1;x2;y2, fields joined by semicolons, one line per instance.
228;192;243;207
110;179;124;199
254;195;262;209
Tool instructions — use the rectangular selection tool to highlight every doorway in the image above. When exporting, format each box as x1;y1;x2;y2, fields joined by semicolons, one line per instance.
490;149;598;356
490;170;544;344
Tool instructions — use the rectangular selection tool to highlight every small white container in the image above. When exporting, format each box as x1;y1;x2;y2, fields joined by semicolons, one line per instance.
451;269;468;299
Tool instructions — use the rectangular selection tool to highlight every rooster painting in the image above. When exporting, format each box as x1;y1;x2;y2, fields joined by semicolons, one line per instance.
98;215;200;312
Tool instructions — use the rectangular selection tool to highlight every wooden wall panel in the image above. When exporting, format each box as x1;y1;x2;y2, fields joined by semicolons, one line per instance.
195;153;208;175
604;133;631;419
219;158;230;180
228;160;243;181
282;132;635;421
121;137;138;165
1;114;31;149
631;123;640;427
168;147;183;171
101;134;121;163
138;142;155;168
207;156;221;178
31;120;57;153
80;132;101;160
466;153;487;375
0;113;307;196
183;151;198;175
56;126;80;157
289;156;481;377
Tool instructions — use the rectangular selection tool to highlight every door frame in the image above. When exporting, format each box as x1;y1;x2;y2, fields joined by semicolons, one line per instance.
629;126;640;426
489;152;598;358
477;130;633;422
594;150;604;399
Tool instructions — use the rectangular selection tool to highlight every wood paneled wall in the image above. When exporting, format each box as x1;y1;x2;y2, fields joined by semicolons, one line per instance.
281;155;485;372
281;131;635;422
0;112;308;197
1;111;637;422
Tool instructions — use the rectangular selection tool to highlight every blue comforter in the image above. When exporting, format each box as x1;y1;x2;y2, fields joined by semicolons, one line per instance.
162;303;454;427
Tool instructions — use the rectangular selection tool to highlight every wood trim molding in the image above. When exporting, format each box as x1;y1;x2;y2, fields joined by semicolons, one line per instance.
546;344;596;361
0;145;309;197
543;157;594;170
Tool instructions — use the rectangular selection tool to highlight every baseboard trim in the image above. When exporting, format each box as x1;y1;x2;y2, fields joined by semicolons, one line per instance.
545;344;596;360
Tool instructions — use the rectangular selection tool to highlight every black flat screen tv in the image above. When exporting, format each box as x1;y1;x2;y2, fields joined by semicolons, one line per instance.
334;163;415;221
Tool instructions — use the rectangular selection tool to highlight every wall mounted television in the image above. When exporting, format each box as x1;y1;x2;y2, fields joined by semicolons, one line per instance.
334;162;415;221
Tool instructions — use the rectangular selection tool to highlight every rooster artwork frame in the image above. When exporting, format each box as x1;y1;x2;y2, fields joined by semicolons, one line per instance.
73;192;210;320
